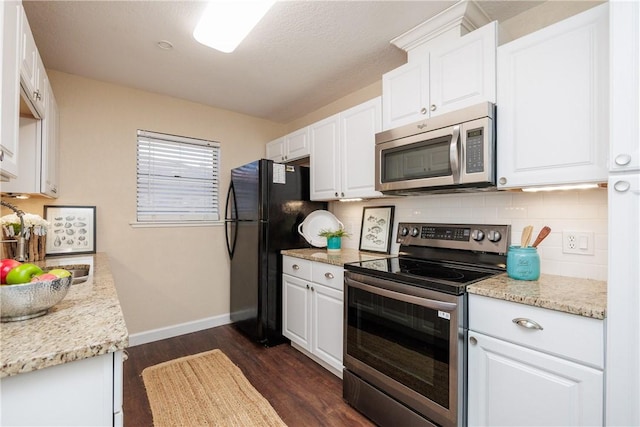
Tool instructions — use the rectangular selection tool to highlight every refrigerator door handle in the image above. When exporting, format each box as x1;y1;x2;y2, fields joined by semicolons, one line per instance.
225;183;238;258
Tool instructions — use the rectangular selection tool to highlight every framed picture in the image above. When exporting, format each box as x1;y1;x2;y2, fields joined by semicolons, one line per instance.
359;206;395;254
44;205;96;256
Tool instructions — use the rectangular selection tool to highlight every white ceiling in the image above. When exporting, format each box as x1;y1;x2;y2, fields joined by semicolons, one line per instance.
23;0;542;124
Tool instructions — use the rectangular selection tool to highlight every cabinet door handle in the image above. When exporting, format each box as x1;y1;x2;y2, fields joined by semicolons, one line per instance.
512;317;544;330
324;272;334;279
469;336;478;345
499;177;507;185
420;107;427;115
430;104;437;112
335;192;338;197
615;154;632;166
306;284;309;289
614;180;630;193
292;264;300;270
310;286;314;292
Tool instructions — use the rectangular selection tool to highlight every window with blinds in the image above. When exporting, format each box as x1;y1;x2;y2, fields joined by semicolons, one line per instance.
136;130;220;222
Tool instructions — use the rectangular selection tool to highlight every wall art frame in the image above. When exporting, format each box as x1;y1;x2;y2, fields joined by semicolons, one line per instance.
44;205;96;256
358;205;395;254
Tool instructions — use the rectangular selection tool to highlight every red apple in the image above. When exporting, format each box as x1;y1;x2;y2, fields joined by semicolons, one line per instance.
31;273;58;282
1;259;21;284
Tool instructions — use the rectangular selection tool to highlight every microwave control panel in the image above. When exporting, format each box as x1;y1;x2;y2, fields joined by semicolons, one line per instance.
465;128;485;174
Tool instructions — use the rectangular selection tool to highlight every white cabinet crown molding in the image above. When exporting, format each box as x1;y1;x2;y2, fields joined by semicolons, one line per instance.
391;0;491;53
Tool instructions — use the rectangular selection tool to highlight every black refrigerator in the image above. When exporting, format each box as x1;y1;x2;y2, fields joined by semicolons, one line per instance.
225;159;326;346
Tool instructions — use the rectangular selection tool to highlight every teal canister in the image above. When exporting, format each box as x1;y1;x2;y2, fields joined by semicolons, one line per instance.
506;246;540;281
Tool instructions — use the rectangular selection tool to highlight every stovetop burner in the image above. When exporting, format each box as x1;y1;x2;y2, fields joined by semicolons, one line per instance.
399;259;466;281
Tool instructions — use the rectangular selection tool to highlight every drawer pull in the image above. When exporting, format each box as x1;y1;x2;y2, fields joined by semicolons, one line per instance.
292;264;300;270
513;317;544;330
324;272;334;279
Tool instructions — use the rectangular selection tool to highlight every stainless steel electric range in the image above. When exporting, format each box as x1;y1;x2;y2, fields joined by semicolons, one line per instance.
343;222;511;427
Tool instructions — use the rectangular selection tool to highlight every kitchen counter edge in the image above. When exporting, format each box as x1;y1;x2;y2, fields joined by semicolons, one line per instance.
281;248;394;266
0;253;129;378
467;273;607;320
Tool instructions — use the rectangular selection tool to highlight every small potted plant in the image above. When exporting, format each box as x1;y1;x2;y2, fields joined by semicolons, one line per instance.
318;228;350;253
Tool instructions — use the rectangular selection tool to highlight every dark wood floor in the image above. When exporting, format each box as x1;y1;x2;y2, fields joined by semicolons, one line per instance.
123;324;375;427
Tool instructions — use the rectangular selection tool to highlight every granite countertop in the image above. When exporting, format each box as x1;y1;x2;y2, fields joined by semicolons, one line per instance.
281;248;394;266
0;253;129;378
467;273;607;320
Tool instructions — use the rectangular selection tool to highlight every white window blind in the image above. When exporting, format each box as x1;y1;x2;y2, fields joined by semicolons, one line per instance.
136;130;220;222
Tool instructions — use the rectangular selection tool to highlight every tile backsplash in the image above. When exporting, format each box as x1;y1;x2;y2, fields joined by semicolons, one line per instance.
329;188;608;281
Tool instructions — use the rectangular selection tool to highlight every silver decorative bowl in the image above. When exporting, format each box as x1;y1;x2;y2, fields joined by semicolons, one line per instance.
0;276;73;322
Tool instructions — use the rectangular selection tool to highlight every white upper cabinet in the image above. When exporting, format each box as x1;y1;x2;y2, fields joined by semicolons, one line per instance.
496;4;609;189
284;127;310;162
310;97;382;201
430;22;496;116
265;128;310;163
609;0;640;172
382;21;496;130
18;5;46;118
310;114;341;200
1;1;21;180
382;61;429;130
41;79;59;197
265;136;284;162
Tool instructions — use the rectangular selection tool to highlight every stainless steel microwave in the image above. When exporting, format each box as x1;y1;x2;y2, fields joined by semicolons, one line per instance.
375;102;496;194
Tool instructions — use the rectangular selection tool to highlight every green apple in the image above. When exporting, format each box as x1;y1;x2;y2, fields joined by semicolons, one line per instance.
6;263;44;285
47;268;72;279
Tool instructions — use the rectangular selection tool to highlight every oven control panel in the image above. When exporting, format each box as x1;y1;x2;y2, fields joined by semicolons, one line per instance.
397;223;510;254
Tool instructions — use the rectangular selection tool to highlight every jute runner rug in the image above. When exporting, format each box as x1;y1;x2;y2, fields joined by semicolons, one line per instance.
142;349;287;427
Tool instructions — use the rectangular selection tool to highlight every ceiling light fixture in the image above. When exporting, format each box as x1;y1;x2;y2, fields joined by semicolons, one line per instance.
193;0;275;53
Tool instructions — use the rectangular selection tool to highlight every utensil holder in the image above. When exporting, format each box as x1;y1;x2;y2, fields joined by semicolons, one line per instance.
507;246;540;281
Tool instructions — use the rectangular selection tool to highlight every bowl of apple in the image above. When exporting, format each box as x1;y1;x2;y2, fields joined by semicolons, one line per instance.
1;259;73;322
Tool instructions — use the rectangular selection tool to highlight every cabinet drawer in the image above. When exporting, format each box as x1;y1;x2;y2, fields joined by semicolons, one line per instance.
311;263;344;291
283;256;312;281
469;294;604;369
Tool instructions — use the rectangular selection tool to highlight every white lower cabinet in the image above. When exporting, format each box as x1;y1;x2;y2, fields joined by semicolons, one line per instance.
0;350;125;426
282;256;344;377
468;294;604;426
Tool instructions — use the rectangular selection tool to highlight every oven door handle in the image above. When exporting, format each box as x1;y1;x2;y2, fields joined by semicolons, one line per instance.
345;277;458;312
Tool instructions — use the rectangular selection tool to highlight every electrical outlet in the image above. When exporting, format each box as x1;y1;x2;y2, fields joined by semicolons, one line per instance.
563;231;595;255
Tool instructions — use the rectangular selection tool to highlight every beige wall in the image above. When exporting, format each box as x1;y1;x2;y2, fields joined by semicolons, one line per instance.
4;70;285;335
499;1;605;43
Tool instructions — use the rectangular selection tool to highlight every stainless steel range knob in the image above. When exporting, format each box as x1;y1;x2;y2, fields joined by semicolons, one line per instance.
399;227;409;237
471;230;485;241
410;227;420;237
487;230;502;242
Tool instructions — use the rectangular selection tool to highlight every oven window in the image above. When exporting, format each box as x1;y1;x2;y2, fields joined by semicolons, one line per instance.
382;136;451;182
346;285;451;409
